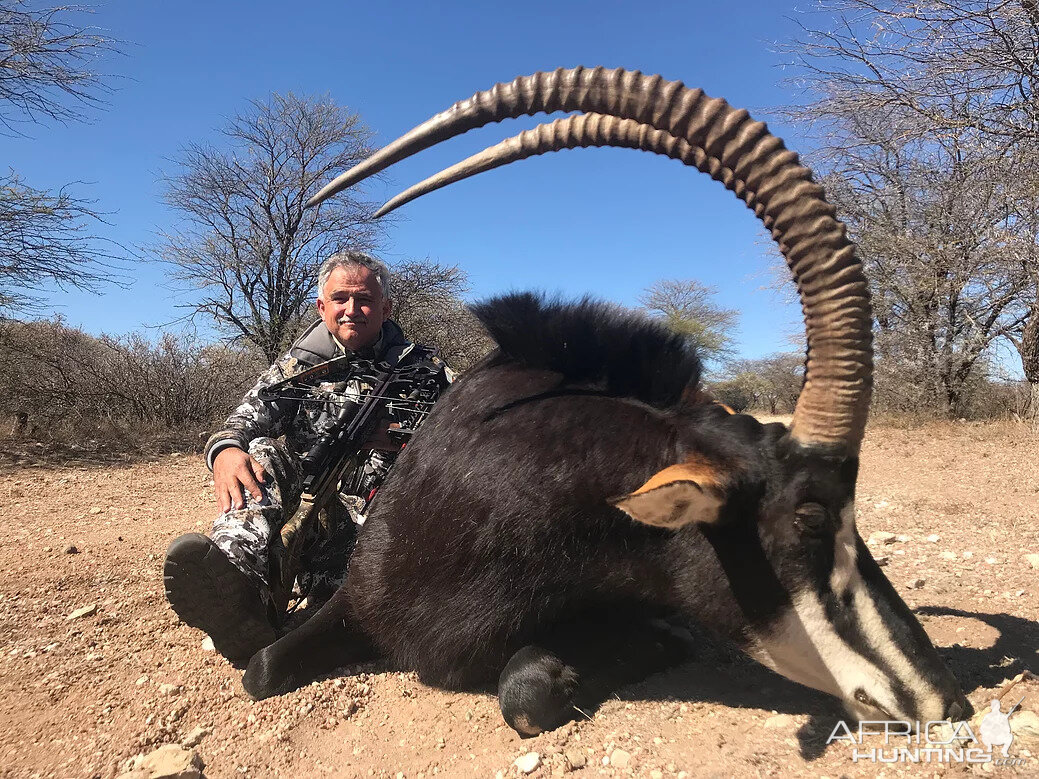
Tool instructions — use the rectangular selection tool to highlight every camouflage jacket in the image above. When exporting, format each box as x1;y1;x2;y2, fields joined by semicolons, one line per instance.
204;320;452;482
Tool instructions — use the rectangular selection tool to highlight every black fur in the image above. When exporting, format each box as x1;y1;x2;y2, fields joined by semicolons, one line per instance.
243;293;965;732
472;293;702;409
244;296;754;700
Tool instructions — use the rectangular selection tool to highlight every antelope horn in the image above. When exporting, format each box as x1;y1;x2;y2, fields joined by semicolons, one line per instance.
308;67;873;455
372;113;722;218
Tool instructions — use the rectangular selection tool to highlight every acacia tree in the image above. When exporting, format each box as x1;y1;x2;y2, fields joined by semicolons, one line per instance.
1003;162;1039;416
713;353;805;414
822;123;1028;414
790;1;1039;144
638;279;738;366
789;0;1039;415
0;0;115;132
160;93;382;363
0;1;122;314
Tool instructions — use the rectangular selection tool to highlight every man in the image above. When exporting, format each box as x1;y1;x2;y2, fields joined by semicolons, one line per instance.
163;251;452;664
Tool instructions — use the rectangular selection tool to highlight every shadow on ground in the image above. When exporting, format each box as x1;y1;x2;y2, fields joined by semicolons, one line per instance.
599;607;1039;761
0;437;201;469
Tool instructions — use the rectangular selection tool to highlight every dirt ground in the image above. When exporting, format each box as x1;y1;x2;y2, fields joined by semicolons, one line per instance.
0;420;1037;779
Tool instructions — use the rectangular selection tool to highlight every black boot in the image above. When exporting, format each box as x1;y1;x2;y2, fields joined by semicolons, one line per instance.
164;533;278;665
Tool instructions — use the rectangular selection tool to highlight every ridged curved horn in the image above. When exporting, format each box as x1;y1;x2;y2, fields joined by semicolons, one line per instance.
308;67;873;455
372;113;718;218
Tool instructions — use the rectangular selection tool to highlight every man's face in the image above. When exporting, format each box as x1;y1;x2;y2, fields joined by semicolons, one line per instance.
316;264;392;351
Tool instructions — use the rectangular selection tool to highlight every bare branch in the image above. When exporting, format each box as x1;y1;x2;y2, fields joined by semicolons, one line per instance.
0;169;127;314
157;92;384;363
783;0;1039;416
0;1;119;134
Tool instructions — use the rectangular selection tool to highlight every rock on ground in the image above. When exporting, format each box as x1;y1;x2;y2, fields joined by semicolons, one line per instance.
66;603;97;620
514;751;540;774
609;748;631;769
118;744;204;779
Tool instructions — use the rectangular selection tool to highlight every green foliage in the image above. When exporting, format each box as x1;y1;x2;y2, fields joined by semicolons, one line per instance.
638;279;738;366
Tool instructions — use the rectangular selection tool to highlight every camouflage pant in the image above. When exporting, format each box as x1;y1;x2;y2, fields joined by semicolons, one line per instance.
209;437;357;611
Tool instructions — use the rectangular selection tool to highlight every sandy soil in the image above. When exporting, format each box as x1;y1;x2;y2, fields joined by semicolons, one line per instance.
0;421;1037;778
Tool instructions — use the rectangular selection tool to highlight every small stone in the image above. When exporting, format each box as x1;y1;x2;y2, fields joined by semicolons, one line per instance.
650;772;664;779
64;545;79;554
1011;710;1039;747
42;546;51;552
134;744;203;778
940;551;957;561
763;714;794;729
168;702;189;723
874;555;890;566
925;534;940;543
201;637;215;653
609;749;631;769
908;578;926;589
66;604;97;620
1024;554;1039;570
564;750;586;769
962;551;974;559
181;726;209;748
89;507;103;514
929;721;964;744
985;557;999;565
514;752;540;774
869;531;897;545
135;675;149;687
159;683;181;696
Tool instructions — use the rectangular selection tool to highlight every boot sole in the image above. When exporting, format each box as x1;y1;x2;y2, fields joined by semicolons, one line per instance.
163;533;278;664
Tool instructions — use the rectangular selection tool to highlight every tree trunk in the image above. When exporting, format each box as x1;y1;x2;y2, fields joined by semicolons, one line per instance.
1019;298;1039;419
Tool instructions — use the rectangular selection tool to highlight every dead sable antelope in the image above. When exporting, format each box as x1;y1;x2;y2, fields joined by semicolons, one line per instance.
243;67;969;734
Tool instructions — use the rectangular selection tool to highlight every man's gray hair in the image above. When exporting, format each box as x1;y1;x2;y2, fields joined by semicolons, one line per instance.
317;251;393;301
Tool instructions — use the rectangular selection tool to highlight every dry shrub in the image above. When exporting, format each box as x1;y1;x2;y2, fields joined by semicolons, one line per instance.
0;319;263;452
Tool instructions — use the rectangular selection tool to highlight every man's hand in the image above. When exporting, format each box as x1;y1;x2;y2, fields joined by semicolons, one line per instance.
213;447;267;512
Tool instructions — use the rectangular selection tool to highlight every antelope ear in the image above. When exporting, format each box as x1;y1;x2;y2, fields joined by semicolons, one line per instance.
610;460;726;529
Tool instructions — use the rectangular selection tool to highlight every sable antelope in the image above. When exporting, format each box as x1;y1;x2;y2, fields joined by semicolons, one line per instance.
243;67;969;735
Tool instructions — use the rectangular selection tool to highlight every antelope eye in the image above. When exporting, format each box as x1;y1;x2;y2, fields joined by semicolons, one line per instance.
794;503;830;535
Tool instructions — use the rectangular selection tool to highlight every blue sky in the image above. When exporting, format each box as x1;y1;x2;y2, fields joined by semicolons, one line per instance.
7;0;823;359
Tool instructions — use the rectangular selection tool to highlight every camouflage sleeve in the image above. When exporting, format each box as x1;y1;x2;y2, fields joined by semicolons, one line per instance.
204;354;307;470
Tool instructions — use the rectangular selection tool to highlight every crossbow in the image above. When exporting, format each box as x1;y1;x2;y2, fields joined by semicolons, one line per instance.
256;350;445;617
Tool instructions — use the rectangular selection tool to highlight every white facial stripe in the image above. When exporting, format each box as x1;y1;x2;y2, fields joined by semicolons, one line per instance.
829;503;858;596
743;622;840;695
751;589;903;719
848;576;948;721
748;499;949;722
